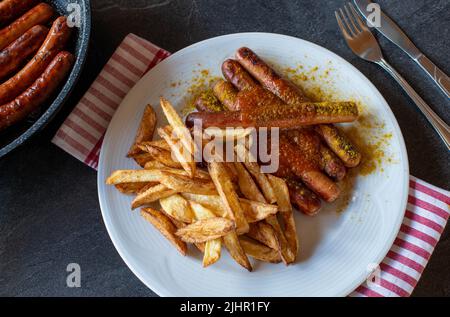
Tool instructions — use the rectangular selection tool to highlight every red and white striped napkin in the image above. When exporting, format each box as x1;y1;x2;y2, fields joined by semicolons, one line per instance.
52;33;450;297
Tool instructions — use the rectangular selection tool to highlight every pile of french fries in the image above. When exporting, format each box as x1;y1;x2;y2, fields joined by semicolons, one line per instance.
106;98;298;271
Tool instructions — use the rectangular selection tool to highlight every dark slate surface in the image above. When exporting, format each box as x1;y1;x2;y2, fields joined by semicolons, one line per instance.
0;0;449;297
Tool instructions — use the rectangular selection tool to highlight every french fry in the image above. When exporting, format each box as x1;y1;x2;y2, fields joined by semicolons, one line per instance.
137;143;183;168
144;163;211;180
265;215;295;264
182;193;278;223
140;207;187;255
189;201;222;267
128;105;157;157
247;222;279;250
234;162;266;203
267;175;298;262
235;144;277;203
144;160;169;170
132;184;177;209
160;97;197;177
222;231;252;271
115;182;150;194
106;169;164;184
137;182;159;194
240;236;282;263
208;162;249;234
166;215;206;253
223;162;238;183
160;172;217;195
158;126;194;177
175;217;234;243
132;152;154;167
160;194;195;223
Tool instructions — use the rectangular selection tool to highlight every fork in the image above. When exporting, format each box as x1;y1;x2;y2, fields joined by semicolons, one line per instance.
335;3;450;151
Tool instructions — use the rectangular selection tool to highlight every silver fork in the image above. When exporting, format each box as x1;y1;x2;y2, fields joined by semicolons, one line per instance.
335;3;450;151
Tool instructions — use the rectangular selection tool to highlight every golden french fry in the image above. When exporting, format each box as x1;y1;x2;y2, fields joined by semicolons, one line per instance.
240;236;282;263
189;200;217;218
267;175;292;213
132;184;177;209
182;193;278;223
165;215;206;253
158;126;195;177
160;194;195;223
223;162;238;183
115;182;150;194
234;162;266;203
144;160;169;170
222;231;252;271
175;217;234;243
106;169;164;184
140;207;187;255
137;143;183;169
265;215;295;264
132;152;154;167
208;162;249;234
160;172;217;195
235;144;277;203
203;239;221;267
137;182;159;194
128;105;157;157
160;97;197;176
280;211;299;261
247;222;279;250
144;163;210;180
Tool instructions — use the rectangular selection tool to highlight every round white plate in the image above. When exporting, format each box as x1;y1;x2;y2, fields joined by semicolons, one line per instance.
98;33;409;297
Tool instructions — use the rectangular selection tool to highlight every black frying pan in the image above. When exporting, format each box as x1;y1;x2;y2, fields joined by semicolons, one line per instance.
0;0;91;157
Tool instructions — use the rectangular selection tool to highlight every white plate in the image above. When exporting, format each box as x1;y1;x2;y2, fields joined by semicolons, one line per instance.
98;33;409;297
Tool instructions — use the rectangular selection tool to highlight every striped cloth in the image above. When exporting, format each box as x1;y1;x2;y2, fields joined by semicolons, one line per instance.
52;33;450;297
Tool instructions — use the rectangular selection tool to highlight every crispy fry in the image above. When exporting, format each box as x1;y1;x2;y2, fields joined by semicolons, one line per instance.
240;236;282;263
158;126;194;177
247;222;279;250
115;182;150;194
160;97;197;177
188;201;222;267
106;169;164;184
160;194;195;223
182;193;278;223
144;160;169;170
223;162;238;182
280;211;299;260
234;161;266;203
128;105;157;157
137;143;183;168
160;172;217;195
222;231;252;271
175;217;234;243
267;175;291;213
265;215;295;264
208;161;249;234
132;184;177;209
132;139;171;153
144;163;210;180
166;215;206;253
132;153;154;167
140;207;187;255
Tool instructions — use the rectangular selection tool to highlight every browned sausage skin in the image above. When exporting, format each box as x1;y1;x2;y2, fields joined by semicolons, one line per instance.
222;59;258;91
0;0;39;27
0;51;74;131
0;16;72;104
0;3;54;50
0;25;48;81
212;80;239;111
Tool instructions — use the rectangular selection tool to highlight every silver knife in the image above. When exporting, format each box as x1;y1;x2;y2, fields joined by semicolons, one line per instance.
353;0;450;99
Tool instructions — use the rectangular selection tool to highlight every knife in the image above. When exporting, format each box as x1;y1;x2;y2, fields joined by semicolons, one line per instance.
353;0;450;99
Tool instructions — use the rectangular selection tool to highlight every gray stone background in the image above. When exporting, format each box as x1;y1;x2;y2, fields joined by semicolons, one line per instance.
0;0;449;296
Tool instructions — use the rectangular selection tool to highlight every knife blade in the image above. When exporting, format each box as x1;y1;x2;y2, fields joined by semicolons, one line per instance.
353;0;450;99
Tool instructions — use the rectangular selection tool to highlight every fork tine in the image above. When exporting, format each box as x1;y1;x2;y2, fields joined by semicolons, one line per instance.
349;3;367;31
335;11;352;39
344;4;360;34
338;8;356;37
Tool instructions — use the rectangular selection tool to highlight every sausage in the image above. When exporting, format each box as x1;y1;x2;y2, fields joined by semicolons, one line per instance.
222;59;258;91
194;90;224;112
0;3;54;50
0;16;71;104
285;178;321;216
0;0;39;27
319;144;347;180
0;51;74;131
235;47;309;104
315;124;362;167
212;79;238;111
279;134;340;202
0;24;48;81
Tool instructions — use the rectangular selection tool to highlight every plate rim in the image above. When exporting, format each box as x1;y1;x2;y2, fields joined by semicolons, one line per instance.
98;32;409;297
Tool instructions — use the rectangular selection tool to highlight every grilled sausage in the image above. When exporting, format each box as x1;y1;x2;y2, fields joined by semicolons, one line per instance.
0;51;74;131
194;90;224;112
0;16;71;104
222;59;258;91
0;0;39;27
285;178;322;216
0;24;48;81
212;79;238;111
0;3;54;50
